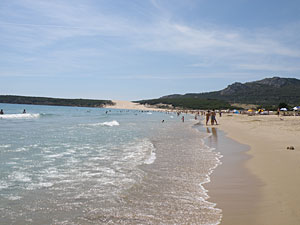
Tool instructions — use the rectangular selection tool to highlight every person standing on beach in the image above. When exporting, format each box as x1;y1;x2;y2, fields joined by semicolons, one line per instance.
0;109;3;115
206;110;211;125
211;110;218;125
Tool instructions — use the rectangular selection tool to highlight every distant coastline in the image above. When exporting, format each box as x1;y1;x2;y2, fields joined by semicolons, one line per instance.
0;95;114;108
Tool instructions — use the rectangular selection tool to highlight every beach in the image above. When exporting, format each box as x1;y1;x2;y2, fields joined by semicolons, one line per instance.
105;100;163;111
215;114;300;225
2;100;299;224
109;100;300;224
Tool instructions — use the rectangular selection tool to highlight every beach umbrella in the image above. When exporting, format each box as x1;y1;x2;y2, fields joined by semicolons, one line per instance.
248;109;253;112
293;106;300;111
280;108;288;111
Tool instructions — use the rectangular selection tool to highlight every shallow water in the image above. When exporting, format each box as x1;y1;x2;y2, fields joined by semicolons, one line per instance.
0;103;222;224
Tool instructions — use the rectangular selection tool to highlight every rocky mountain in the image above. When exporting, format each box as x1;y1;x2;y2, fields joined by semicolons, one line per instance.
159;77;300;106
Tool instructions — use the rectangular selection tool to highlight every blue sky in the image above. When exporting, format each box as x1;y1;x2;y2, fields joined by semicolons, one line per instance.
1;0;300;100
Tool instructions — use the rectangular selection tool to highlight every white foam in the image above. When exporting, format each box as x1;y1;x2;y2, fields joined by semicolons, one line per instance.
0;181;9;190
100;120;120;127
0;113;40;119
8;171;32;183
27;182;54;190
0;144;11;148
122;139;156;165
15;147;29;152
146;112;153;115
81;120;120;127
6;161;18;165
144;150;156;164
7;195;22;201
45;153;65;158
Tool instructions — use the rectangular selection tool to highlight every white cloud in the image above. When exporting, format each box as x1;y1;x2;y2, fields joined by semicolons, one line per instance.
237;63;300;72
1;0;300;78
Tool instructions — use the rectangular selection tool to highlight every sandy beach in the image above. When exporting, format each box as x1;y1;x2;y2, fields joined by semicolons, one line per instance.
214;114;300;225
108;100;300;224
105;100;163;111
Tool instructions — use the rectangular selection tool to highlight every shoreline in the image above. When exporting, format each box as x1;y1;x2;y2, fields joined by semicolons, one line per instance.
202;125;262;225
103;100;300;224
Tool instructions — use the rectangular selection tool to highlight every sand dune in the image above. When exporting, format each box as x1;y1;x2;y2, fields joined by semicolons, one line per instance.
105;100;162;111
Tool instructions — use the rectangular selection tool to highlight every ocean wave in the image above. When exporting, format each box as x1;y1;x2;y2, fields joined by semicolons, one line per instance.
0;144;11;148
142;141;156;165
0;181;9;190
119;139;156;165
144;149;156;164
27;182;54;190
101;120;120;126
7;195;22;201
81;120;120;127
0;113;40;119
8;171;32;183
39;113;57;117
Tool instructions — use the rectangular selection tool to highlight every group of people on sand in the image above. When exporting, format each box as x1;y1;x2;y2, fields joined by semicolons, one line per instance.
205;110;218;126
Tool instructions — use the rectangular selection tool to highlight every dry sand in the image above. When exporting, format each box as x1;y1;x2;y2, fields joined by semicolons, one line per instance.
216;114;300;225
105;100;162;111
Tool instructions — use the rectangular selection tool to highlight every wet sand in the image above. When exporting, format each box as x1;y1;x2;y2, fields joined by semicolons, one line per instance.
203;126;262;225
84;121;222;224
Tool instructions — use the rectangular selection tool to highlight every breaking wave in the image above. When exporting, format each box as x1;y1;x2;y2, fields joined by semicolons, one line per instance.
0;113;40;119
101;120;120;126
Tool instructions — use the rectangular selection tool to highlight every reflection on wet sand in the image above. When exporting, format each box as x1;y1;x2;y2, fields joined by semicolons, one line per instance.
207;127;218;147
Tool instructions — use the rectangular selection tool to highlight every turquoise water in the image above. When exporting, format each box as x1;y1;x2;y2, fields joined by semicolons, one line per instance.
0;103;222;224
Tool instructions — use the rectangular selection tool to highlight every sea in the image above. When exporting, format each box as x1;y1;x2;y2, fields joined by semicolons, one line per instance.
0;103;222;225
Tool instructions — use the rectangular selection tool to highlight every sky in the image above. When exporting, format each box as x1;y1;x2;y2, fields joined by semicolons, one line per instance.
1;0;300;100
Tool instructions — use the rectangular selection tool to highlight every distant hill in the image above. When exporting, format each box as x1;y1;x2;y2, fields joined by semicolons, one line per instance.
137;77;300;109
0;95;114;108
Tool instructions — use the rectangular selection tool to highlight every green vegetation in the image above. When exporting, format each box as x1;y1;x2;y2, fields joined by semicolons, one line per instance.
278;102;289;109
137;77;300;110
0;95;114;108
160;77;300;107
137;97;233;110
